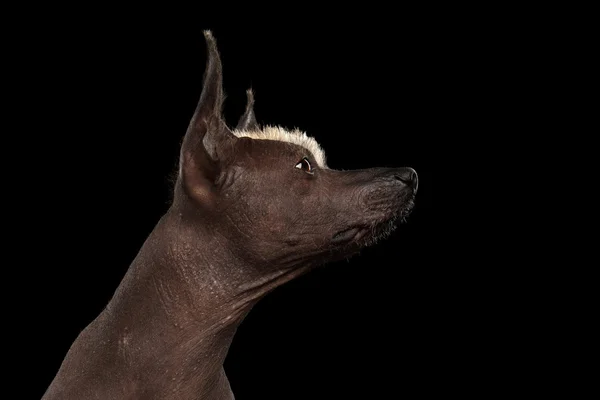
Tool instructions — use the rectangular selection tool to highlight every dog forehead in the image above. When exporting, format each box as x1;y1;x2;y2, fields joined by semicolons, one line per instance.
233;126;327;168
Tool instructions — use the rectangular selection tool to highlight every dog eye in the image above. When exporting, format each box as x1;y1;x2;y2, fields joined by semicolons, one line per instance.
295;157;314;174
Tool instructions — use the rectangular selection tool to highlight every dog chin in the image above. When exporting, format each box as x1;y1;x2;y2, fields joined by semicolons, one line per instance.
358;196;416;247
331;196;416;250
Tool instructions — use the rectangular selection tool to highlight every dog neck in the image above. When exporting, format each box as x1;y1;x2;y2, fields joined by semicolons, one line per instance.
100;209;309;393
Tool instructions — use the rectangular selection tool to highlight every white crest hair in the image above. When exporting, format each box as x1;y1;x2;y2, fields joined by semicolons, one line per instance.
233;125;327;168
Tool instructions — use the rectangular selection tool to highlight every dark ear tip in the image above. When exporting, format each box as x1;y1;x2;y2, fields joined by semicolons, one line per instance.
246;88;255;105
203;30;218;50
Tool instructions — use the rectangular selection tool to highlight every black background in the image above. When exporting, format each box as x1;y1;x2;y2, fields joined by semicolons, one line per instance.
19;8;544;399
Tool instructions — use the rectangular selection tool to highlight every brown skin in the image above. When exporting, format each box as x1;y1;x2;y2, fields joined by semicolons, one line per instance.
42;31;417;400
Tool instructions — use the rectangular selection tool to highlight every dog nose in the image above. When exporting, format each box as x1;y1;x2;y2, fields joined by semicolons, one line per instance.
394;168;418;192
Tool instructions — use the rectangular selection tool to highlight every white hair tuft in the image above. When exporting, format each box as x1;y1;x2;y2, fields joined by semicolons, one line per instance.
233;125;327;168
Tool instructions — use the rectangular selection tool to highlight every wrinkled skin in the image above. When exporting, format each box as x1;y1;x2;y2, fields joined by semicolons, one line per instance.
186;135;416;269
43;31;418;400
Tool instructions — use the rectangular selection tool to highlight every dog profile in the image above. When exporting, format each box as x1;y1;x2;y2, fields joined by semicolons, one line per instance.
43;31;418;400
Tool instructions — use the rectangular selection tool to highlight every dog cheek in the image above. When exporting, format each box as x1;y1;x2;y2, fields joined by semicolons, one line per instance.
289;177;314;197
267;221;287;238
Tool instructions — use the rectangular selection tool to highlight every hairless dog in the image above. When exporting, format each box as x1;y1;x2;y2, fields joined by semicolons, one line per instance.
43;31;418;400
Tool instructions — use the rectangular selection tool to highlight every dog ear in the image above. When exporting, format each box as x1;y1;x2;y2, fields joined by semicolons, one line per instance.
236;89;259;131
179;30;237;202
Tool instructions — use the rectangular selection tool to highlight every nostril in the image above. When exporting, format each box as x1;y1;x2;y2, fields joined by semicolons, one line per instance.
411;171;418;192
393;168;418;192
394;173;412;185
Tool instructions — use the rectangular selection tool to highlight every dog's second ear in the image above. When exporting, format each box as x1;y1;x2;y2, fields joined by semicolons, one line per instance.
236;89;259;131
179;31;236;203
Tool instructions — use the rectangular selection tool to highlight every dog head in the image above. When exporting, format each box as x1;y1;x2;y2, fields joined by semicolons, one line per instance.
172;31;417;269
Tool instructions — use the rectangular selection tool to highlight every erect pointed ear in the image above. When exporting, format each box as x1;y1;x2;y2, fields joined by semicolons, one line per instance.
179;30;237;201
236;89;259;131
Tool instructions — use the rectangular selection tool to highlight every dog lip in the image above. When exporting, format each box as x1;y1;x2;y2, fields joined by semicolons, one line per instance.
331;227;366;244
